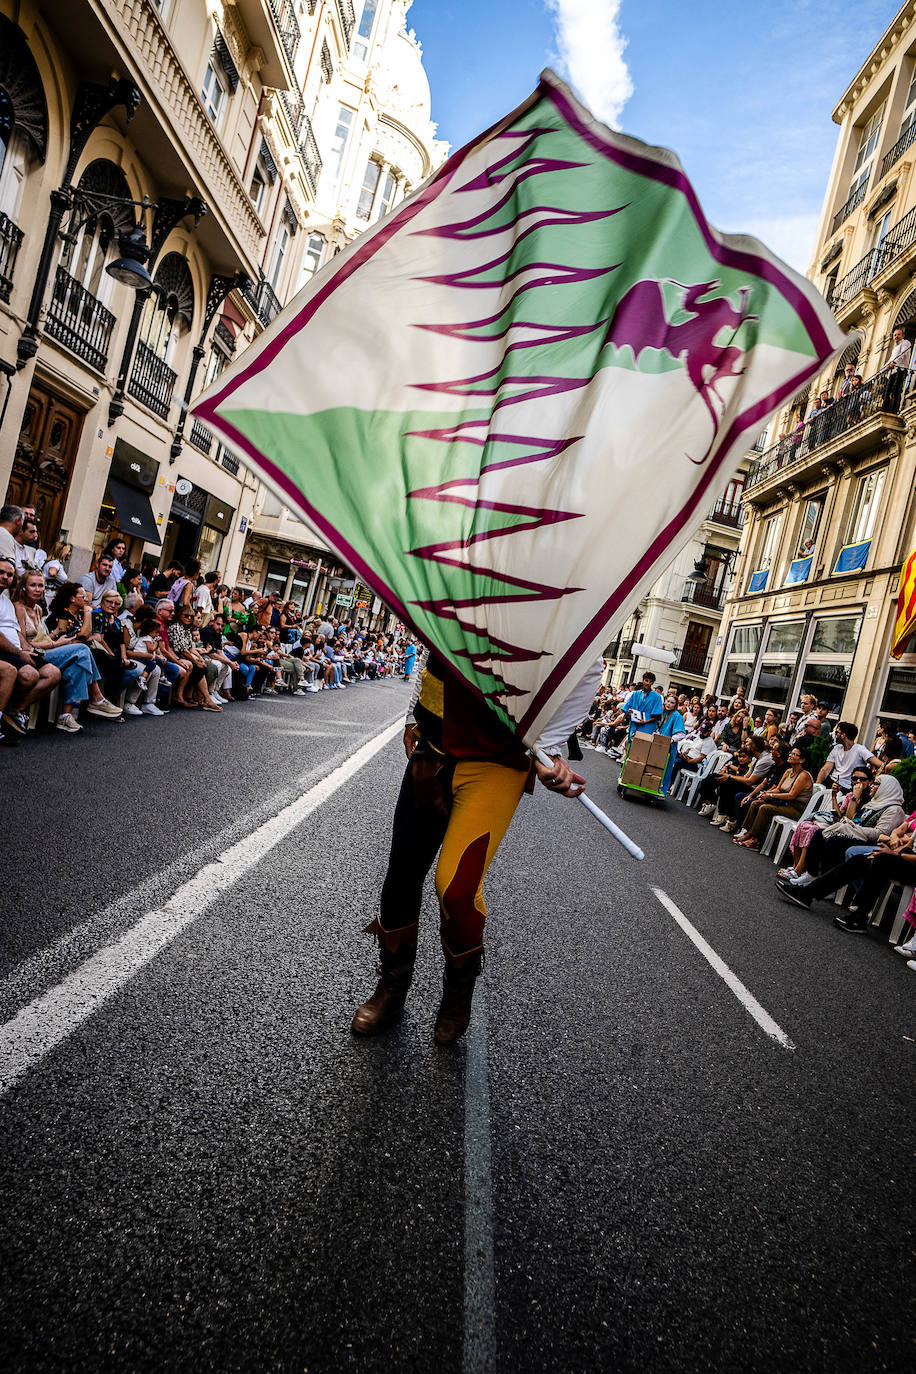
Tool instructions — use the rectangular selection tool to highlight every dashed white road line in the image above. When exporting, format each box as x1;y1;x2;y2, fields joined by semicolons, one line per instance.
463;982;497;1373
0;718;404;1097
652;887;796;1051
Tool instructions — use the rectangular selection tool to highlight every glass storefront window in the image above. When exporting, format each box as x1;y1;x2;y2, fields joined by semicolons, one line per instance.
880;665;916;724
754;661;794;706
764;620;804;654
796;662;850;715
810;615;862;656
197;525;223;574
720;662;753;698
728;624;762;656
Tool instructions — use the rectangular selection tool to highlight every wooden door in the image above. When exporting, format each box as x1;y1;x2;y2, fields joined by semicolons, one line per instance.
6;382;85;546
683;621;712;659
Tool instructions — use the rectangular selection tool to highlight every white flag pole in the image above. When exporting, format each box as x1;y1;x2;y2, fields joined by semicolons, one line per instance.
534;748;645;861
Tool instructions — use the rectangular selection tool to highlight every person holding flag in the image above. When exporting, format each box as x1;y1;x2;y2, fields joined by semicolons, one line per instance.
192;70;846;1036
352;652;594;1044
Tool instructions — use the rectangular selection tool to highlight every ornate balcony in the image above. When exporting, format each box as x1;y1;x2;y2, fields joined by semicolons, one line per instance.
267;0;300;69
0;212;23;303
243;274;283;327
830;206;916;312
880;120;916;178
869;204;916;295
45;266;115;372
336;0;355;46
128;340;178;418
219;445;240;475
707;498;745;529
279;91;323;195
745;367;906;494
831;181;868;236
673;647;712;677
829;249;874;311
190;417;214;455
681;580;726;612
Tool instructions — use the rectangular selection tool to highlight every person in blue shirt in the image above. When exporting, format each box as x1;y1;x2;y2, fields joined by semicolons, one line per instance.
656;690;687;794
402;638;417;681
624;670;664;741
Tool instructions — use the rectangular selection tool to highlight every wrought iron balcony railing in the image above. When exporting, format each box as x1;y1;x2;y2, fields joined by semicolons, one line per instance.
128;340;178;419
219;445;240;475
707;499;745;529
829;206;916;311
0;211;23;304
831;181;868;236
45;266;116;373
278;92;323;195
745;366;906;491
190;418;214;454
673;647;712;677
681;580;726;611
336;0;355;45
299;114;323;195
267;0;300;68
242;275;283;327
880;120;916;178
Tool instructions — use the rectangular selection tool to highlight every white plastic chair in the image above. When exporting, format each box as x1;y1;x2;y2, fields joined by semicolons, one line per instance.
868;882;916;942
673;749;728;808
761;784;829;863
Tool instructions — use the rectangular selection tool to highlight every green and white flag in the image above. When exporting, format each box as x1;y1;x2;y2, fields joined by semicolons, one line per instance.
194;71;844;746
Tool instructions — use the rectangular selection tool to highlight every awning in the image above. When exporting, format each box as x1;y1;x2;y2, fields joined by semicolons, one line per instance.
108;477;161;545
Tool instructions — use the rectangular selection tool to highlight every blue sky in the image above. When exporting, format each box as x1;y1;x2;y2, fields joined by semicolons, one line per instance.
408;0;902;271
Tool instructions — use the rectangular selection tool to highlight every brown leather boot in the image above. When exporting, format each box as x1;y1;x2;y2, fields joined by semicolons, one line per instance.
433;948;483;1045
351;919;418;1036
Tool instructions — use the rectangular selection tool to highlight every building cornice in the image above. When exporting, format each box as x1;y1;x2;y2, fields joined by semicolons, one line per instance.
833;0;916;123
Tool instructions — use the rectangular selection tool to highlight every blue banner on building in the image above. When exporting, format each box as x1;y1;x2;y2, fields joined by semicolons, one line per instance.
785;555;813;586
748;569;769;593
833;539;871;575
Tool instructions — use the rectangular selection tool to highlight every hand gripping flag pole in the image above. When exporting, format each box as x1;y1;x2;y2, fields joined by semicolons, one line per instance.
534;748;645;860
193;70;847;853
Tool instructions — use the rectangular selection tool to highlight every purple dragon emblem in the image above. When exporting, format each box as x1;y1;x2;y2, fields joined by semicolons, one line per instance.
605;280;757;457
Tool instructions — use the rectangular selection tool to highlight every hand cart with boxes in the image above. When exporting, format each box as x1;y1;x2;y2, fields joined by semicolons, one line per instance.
616;730;671;805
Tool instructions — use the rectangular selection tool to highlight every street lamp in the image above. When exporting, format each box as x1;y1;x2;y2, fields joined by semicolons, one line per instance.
106;221;153;290
60;189;158;293
686;557;709;583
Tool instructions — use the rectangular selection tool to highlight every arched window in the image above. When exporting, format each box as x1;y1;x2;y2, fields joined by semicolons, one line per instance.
61;160;135;303
140;252;195;364
0;16;48;221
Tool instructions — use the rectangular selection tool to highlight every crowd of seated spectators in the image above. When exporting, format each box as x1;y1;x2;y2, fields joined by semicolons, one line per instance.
0;507;415;746
577;676;916;970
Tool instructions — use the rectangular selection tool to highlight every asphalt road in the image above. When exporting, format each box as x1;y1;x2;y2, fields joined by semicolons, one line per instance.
1;685;913;1373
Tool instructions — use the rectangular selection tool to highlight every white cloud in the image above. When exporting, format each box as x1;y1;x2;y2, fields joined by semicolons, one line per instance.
546;1;633;129
738;212;821;275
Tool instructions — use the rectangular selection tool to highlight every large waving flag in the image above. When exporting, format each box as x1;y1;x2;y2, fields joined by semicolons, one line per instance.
194;71;845;746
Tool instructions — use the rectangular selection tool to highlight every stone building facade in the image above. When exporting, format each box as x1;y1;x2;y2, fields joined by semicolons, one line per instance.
601;463;752;697
237;0;447;617
0;0;444;607
709;1;916;736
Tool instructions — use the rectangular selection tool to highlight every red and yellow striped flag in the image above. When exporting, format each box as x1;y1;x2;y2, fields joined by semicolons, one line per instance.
892;546;916;658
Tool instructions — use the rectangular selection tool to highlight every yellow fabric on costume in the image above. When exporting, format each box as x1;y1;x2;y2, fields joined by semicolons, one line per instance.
434;759;528;956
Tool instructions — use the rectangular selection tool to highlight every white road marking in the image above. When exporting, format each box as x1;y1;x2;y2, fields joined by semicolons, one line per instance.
463;981;497;1373
0;719;404;1097
652;887;796;1051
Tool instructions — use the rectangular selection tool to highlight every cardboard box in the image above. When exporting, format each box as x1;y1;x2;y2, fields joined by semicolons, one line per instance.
641;766;667;793
627;732;654;765
620;756;647;788
648;734;672;766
